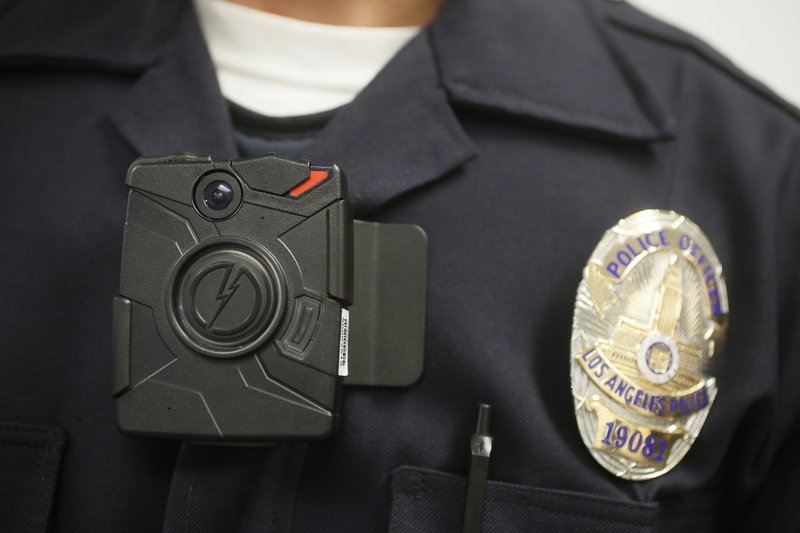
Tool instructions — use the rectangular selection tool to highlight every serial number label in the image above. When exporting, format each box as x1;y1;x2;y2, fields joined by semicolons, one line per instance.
338;308;349;377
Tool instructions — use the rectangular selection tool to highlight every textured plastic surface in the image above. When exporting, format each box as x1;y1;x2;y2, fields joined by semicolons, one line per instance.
345;221;427;387
116;154;350;441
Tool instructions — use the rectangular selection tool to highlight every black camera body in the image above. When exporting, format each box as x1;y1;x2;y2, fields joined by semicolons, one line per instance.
112;154;427;445
112;154;423;442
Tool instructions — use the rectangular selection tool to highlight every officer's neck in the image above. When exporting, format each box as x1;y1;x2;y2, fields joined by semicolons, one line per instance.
226;0;443;27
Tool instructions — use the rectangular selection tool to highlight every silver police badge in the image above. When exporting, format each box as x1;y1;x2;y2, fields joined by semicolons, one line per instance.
571;210;728;480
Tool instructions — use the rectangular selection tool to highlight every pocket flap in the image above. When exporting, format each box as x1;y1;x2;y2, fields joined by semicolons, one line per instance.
390;466;656;532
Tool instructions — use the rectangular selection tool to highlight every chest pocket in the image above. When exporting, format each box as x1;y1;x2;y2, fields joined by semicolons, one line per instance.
389;466;656;532
0;421;65;533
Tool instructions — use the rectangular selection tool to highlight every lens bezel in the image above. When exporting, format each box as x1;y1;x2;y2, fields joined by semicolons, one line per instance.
193;171;243;220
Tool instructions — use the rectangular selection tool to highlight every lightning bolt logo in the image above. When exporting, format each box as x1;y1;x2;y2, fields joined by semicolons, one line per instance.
205;263;245;331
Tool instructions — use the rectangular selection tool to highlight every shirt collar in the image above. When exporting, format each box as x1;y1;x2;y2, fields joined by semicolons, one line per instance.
429;0;675;141
0;0;675;142
4;0;676;215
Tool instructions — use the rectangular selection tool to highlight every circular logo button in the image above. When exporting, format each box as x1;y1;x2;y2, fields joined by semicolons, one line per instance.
168;240;285;357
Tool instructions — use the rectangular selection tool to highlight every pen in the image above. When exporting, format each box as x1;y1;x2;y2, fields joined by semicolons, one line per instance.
462;403;493;533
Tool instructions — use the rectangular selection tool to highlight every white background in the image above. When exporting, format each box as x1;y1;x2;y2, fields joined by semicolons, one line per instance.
626;0;800;109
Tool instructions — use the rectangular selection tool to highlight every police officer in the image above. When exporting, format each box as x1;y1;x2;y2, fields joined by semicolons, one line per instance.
0;0;798;531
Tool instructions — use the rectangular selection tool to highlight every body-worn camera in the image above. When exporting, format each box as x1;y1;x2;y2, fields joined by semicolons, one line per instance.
112;154;426;442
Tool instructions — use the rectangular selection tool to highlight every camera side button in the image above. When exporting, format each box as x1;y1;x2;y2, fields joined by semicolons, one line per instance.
276;295;321;360
111;296;132;397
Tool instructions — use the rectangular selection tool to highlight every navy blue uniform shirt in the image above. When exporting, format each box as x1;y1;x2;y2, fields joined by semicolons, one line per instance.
0;0;798;531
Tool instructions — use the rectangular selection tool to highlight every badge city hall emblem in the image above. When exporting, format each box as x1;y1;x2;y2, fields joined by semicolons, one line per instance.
571;210;728;480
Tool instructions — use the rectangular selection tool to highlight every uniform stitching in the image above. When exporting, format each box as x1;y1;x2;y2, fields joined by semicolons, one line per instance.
607;16;800;123
660;36;688;213
0;426;56;435
399;480;654;527
488;499;654;527
356;93;464;199
448;80;644;130
184;475;195;533
397;469;655;517
0;442;48;450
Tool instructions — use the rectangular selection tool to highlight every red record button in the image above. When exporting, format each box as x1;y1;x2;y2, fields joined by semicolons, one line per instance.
289;169;330;197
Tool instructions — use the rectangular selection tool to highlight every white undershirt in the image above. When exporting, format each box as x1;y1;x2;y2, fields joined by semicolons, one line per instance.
194;0;421;117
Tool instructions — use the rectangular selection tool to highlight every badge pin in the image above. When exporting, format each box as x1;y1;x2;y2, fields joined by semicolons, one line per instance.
571;210;728;480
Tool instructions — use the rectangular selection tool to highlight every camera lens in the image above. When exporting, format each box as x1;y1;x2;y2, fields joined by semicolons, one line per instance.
203;180;234;211
194;171;242;220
